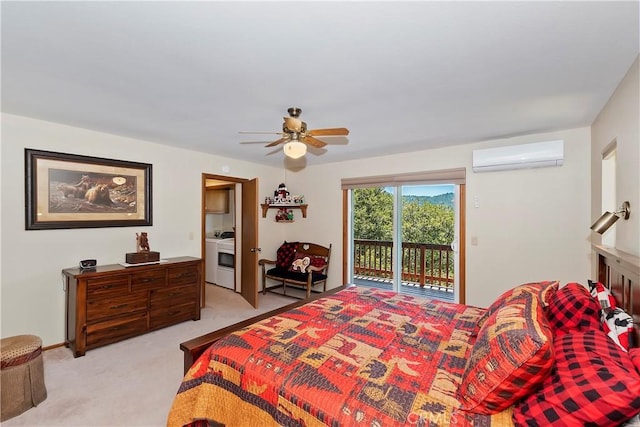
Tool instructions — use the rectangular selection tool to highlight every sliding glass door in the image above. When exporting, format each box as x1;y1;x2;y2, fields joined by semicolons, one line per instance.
352;187;394;289
398;184;457;301
348;181;463;303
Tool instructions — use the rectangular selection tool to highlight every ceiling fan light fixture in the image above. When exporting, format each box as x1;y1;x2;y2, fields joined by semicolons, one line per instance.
240;106;348;158
283;140;307;159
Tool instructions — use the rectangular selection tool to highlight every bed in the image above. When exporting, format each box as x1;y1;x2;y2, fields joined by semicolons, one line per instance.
168;244;640;426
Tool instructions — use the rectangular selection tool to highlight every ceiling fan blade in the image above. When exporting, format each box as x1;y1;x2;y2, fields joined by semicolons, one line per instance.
239;131;283;135
265;137;289;148
283;117;303;132
302;135;327;148
307;127;350;136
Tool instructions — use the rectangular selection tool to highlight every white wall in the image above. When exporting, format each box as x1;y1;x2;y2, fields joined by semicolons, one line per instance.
591;56;639;257
293;128;592;308
0;113;281;346
0;115;600;345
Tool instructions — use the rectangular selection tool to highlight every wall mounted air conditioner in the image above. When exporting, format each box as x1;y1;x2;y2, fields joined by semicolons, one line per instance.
472;140;564;172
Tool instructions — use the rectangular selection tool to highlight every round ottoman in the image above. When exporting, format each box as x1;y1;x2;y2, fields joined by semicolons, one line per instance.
1;335;47;421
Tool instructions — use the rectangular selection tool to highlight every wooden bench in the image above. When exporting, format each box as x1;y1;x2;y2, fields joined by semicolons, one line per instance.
259;242;331;299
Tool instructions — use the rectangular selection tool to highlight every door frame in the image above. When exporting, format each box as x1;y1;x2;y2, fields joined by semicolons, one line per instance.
201;173;258;307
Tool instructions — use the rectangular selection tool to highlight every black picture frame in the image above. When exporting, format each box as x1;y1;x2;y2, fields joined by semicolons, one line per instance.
25;149;152;230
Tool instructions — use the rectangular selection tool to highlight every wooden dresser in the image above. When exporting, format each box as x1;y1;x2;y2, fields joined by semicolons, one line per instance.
62;257;202;357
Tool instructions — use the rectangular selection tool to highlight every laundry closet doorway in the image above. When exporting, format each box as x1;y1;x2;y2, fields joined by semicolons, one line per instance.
201;173;259;308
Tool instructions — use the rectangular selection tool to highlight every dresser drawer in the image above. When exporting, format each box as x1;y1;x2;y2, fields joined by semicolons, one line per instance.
131;269;166;291
168;265;199;286
149;302;197;330
86;312;148;348
150;284;196;309
87;275;130;299
87;292;147;320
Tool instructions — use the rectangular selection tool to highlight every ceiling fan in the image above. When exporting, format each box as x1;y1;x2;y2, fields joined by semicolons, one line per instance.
240;107;349;159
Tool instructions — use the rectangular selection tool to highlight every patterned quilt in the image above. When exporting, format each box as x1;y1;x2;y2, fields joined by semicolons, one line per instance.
167;287;514;426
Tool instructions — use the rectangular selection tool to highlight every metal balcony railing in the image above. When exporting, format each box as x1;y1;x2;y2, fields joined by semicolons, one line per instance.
353;239;454;289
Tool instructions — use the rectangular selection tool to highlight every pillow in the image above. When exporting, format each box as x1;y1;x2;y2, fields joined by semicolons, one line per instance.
588;279;617;310
623;415;640;427
630;348;640;370
458;292;554;414
476;281;559;332
276;241;298;269
546;282;602;335
513;328;640;426
288;252;327;274
602;307;634;351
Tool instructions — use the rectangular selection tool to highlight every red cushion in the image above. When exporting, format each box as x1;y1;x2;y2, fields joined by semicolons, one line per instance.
546;282;602;335
513;328;640;426
458;292;554;414
476;281;559;332
630;348;640;372
276;241;298;269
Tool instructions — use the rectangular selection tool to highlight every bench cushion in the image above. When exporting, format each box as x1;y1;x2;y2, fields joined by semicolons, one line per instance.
266;267;327;284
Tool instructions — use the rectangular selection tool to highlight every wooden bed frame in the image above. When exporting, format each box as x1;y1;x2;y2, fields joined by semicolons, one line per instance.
594;244;640;347
179;245;640;374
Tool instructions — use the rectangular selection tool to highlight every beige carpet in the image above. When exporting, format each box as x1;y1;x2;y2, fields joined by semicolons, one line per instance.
1;285;297;427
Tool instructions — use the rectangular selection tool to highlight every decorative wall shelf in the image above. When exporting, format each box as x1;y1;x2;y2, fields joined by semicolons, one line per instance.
260;204;308;218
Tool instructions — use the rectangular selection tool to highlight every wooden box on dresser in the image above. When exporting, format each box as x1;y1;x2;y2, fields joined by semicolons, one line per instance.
62;257;202;357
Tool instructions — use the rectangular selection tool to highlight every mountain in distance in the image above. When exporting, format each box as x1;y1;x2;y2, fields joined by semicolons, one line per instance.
403;192;454;208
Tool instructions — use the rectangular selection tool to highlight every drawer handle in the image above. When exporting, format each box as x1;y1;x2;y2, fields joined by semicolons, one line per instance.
112;304;128;310
101;285;114;290
110;326;123;331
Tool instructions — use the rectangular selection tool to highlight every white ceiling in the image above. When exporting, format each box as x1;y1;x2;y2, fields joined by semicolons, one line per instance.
2;1;638;169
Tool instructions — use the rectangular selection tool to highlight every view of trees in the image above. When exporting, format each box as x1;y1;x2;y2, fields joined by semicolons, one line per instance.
353;187;454;245
352;186;456;287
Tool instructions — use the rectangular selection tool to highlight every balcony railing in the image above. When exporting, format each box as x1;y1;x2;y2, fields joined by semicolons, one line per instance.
353;239;454;288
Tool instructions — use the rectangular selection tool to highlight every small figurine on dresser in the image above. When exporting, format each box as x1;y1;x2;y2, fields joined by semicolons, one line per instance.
136;232;150;252
126;232;159;264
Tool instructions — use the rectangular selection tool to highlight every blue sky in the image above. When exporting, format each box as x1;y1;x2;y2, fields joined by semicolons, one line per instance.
385;184;454;197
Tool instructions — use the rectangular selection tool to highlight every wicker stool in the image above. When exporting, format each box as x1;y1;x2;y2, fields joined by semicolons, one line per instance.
1;335;47;421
